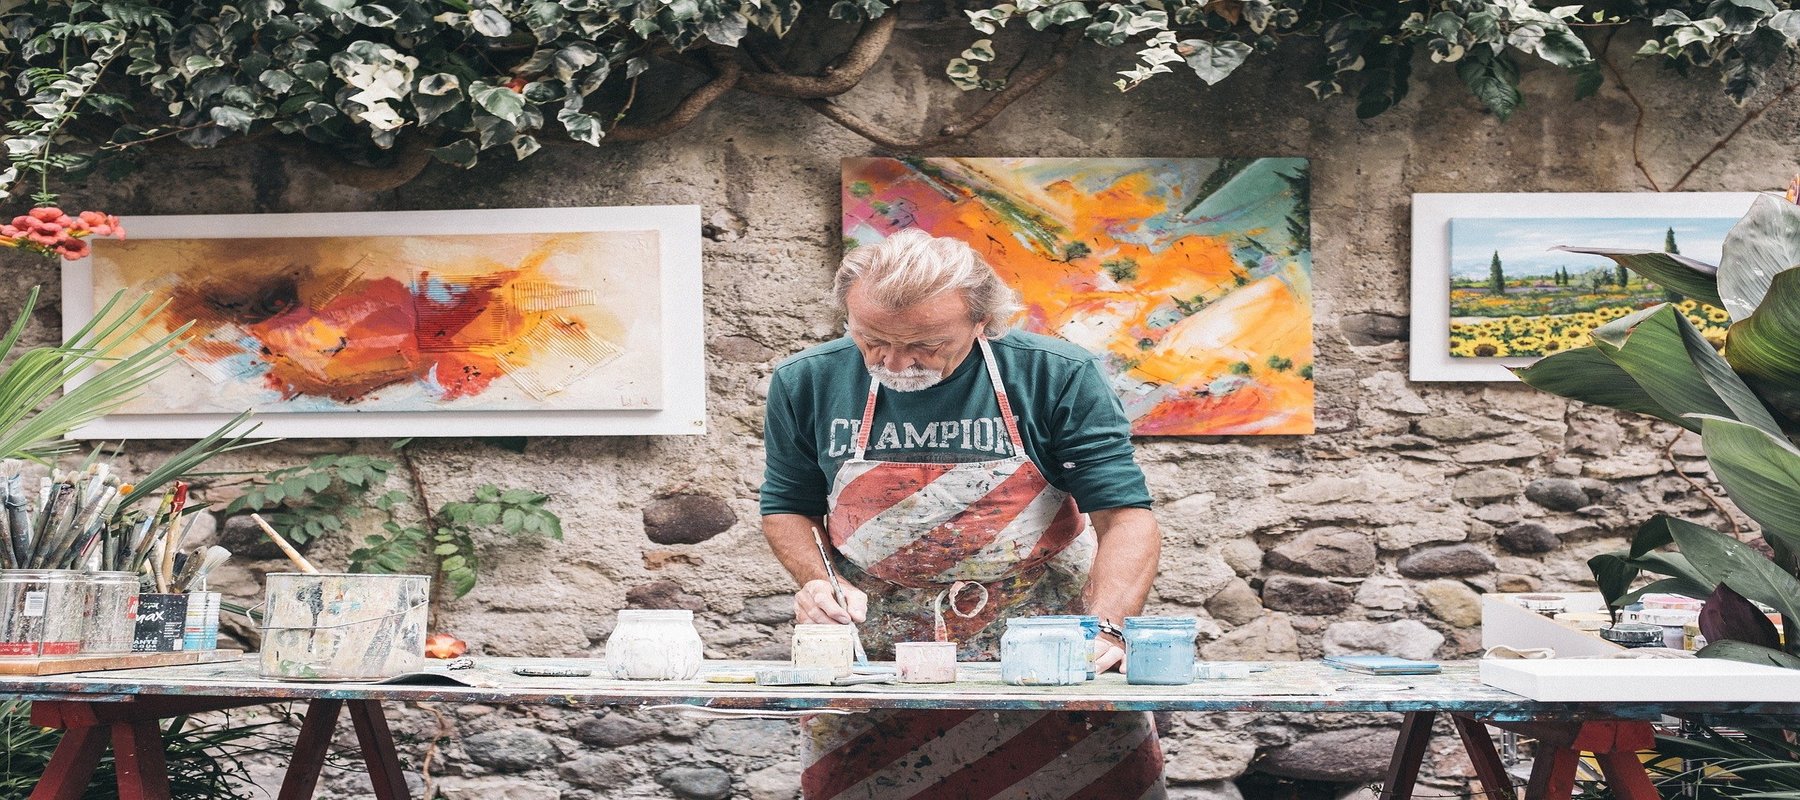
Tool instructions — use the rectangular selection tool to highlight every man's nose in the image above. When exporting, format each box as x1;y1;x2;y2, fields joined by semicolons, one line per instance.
878;350;911;372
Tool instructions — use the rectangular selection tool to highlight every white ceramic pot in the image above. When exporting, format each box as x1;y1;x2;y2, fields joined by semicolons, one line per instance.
605;609;704;680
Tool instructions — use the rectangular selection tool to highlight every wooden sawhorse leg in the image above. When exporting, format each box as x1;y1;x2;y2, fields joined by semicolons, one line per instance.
1468;717;1660;800
30;697;410;800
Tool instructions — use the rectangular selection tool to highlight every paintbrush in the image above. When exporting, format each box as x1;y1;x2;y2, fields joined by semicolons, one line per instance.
156;482;191;591
173;546;230;593
252;513;318;574
810;525;868;664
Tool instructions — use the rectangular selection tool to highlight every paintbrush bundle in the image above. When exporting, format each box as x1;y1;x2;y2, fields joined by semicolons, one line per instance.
0;459;229;593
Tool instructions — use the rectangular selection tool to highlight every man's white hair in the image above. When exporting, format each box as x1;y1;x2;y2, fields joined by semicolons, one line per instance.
835;228;1024;336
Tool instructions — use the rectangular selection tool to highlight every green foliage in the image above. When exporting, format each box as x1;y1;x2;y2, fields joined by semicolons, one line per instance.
1514;188;1800;667
2;699;281;798
1101;256;1138;282
5;2;1800;195
230;445;561;598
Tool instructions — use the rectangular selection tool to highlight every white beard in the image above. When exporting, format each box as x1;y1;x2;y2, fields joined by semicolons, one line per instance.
870;365;945;392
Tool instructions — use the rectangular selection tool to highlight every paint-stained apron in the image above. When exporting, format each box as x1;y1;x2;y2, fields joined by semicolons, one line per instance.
804;338;1164;800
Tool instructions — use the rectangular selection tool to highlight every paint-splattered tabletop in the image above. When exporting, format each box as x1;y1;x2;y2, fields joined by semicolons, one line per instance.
6;658;1797;722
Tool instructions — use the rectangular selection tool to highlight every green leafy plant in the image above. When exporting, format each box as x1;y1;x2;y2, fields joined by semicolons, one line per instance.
3;2;1800;195
1;699;284;798
1642;724;1800;799
227;442;561;598
1514;186;1800;670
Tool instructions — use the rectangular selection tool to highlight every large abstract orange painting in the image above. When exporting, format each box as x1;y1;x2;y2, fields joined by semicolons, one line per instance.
91;230;663;415
843;157;1313;436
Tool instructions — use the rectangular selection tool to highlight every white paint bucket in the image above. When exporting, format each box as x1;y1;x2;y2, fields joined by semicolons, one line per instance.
260;573;429;682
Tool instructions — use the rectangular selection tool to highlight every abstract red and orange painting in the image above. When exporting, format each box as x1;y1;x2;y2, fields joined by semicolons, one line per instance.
843;157;1314;436
91;230;663;415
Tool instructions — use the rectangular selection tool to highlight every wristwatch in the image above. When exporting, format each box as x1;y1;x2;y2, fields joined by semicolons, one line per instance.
1096;620;1124;641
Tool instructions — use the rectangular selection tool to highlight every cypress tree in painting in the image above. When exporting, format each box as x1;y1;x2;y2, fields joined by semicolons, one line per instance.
1489;251;1505;295
1663;227;1684;301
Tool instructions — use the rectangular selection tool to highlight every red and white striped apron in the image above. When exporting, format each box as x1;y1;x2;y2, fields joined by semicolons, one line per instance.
804;338;1165;800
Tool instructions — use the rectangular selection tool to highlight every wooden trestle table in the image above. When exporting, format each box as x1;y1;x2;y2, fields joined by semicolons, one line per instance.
5;658;1795;800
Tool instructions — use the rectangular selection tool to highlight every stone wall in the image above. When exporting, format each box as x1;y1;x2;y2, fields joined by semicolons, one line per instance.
5;17;1797;799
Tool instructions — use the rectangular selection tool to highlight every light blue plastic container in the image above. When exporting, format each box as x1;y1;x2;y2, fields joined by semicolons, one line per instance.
1124;616;1198;685
1000;617;1085;686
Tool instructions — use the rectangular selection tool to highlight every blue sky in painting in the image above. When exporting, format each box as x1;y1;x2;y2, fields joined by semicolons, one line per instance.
1449;217;1733;279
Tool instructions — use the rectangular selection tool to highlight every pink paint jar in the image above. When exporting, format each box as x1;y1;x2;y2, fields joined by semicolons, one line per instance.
896;641;957;684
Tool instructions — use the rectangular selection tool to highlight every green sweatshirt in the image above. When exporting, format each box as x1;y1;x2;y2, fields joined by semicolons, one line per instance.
760;330;1152;518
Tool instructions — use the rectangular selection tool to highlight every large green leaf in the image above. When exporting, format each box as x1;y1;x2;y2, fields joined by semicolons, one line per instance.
1718;193;1800;321
1587;305;1782;435
1550;246;1723;308
1587;551;1638;610
1725;268;1800;427
1665;515;1800;634
1698;640;1800;669
1512;346;1680;425
1695;414;1800;550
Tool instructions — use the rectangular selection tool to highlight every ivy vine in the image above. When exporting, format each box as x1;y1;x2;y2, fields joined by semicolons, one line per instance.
2;1;1797;196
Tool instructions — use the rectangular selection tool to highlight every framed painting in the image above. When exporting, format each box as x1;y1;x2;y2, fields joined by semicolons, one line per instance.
62;205;705;438
1410;193;1757;382
843;157;1315;436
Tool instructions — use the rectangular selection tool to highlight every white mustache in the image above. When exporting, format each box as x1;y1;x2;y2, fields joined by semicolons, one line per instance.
869;365;944;392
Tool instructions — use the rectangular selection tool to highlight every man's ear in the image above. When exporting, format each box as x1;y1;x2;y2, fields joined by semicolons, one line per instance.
975;321;988;338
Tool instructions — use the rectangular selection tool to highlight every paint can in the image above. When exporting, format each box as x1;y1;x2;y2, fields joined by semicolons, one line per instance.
1035;615;1100;679
0;569;87;658
1124;616;1198;686
895;641;957;683
1600;622;1666;649
132;593;187;652
182;592;221;652
1000;617;1085;686
605;609;705;680
80;571;140;654
260;573;429;681
1514;594;1567;617
792;623;858;678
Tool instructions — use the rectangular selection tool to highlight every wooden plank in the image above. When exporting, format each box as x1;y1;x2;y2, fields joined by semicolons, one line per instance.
111;719;172;800
1379;710;1435;800
280;699;343;800
0;649;243;676
348;701;410;800
1451;715;1516;800
28;723;108;800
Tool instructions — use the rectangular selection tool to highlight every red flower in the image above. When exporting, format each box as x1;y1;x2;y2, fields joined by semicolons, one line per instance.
28;206;63;222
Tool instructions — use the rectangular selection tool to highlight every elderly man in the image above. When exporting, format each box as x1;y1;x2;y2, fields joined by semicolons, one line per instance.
761;228;1167;799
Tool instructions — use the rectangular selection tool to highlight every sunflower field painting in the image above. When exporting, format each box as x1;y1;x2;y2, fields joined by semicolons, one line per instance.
1448;217;1734;359
843;157;1314;436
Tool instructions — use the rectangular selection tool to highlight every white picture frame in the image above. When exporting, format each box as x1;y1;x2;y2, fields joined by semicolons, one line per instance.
62;205;706;438
1410;192;1758;382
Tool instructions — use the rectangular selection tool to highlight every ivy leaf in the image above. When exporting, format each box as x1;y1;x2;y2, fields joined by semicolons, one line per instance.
1571;61;1603;99
1456;45;1521;120
344;4;397;28
470;9;512;38
469;81;526;124
429;139;478;168
1178;39;1252;85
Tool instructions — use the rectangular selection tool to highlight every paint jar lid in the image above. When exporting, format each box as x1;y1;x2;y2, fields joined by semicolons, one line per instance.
1641;593;1704;611
1552;612;1610;632
896;641;956;653
1601;622;1665;646
1007;616;1084;630
1124;616;1198;630
794;622;856;637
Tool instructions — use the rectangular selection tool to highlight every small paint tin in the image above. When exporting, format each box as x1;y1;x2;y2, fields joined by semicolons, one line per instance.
1552;612;1610;632
1514;594;1567;617
1633;609;1698;650
1641;594;1704;612
895;641;957;684
1684;622;1706;652
792;623;857;678
1036;615;1100;678
1600;622;1666;649
1000;617;1084;686
1124;616;1198;686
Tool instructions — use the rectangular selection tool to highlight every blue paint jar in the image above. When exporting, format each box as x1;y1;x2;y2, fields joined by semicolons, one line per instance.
1000;617;1085;686
1036;615;1100;679
1124;616;1198;686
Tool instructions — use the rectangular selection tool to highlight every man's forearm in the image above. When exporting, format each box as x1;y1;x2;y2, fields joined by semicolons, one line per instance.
1083;507;1161;626
764;512;831;586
